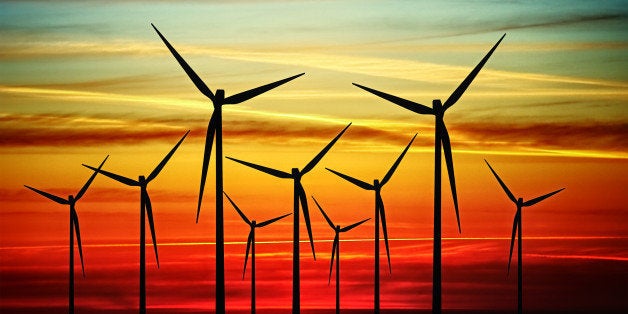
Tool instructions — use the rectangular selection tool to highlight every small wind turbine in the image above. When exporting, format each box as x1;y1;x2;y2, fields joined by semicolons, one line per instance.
83;131;188;314
312;196;369;314
227;123;351;313
352;34;505;313
326;133;415;313
484;160;564;314
224;192;291;314
24;155;108;314
151;24;303;312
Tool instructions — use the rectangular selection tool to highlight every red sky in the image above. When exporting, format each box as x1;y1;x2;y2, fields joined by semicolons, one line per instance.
1;0;627;313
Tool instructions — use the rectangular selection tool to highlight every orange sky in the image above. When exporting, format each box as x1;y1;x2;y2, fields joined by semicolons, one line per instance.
1;0;627;313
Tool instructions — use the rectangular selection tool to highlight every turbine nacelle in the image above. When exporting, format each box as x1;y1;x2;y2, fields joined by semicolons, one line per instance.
292;168;301;180
432;99;444;116
214;89;225;106
373;179;381;190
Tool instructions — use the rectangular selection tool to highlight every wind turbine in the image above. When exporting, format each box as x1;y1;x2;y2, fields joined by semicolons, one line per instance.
352;34;505;313
151;24;303;313
83;131;188;314
484;160;564;314
312;196;369;314
326;133;416;313
224;192;291;314
24;156;108;314
227;122;351;313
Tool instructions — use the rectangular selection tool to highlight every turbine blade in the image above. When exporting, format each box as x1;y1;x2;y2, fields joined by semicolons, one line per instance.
71;209;85;277
147;130;189;183
353;83;433;115
226;157;292;178
340;218;370;232
257;213;291;228
224;192;251;225
377;195;392;273
311;196;335;229
507;209;520;276
443;33;506;111
301;123;351;175
243;230;253;279
151;23;215;101
380;133;417;186
144;190;159;268
76;155;108;201
325;168;374;190
523;188;565;207
298;185;316;260
197;112;217;223
441;123;461;233
24;185;69;205
223;73;305;104
484;160;517;203
329;234;338;285
82;165;139;186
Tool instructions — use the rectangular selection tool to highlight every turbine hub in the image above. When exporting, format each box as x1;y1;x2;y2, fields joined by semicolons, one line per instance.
433;99;444;116
292;168;301;179
215;89;225;102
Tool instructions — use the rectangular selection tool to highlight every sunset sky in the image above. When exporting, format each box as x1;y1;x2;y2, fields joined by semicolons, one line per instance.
1;0;626;313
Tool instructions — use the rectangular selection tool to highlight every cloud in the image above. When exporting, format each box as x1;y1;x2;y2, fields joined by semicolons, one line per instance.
1;111;626;159
0;112;415;148
438;13;628;40
2;38;627;91
452;120;628;152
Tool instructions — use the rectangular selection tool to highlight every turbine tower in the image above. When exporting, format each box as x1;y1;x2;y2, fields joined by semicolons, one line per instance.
485;160;564;314
151;24;303;313
326;133;416;313
312;196;369;314
227;123;351;313
24;155;108;314
352;34;505;313
83;131;188;314
224;192;291;314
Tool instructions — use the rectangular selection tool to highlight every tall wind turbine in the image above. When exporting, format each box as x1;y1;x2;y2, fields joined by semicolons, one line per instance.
227;123;351;313
326;133;416;313
83;131;188;314
485;160;564;314
224;192;291;314
352;34;505;313
312;196;369;314
151;24;303;312
24;156;108;314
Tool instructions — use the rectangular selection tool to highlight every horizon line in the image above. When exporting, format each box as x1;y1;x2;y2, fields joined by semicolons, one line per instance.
2;235;626;250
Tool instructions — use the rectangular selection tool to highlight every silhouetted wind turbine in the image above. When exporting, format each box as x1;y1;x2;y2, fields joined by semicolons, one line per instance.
24;156;108;314
352;34;505;313
83;131;188;314
326;133;416;313
151;25;303;312
312;196;369;314
227;123;351;313
485;160;564;314
224;192;291;314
